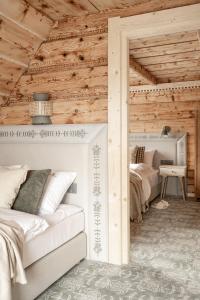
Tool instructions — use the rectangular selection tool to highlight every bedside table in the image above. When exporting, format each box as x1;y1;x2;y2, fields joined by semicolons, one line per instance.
159;165;187;201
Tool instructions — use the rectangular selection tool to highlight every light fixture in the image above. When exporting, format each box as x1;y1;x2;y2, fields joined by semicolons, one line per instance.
30;93;52;125
161;126;171;137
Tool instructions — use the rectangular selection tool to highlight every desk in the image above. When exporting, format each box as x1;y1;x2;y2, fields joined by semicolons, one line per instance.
159;165;187;201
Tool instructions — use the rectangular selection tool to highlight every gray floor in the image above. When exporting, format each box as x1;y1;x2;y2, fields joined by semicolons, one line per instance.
37;199;200;300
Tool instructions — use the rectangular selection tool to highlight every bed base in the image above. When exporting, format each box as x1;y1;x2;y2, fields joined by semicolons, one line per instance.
13;232;87;300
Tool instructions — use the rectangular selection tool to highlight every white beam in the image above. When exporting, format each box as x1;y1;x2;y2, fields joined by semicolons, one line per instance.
129;56;157;85
108;17;122;265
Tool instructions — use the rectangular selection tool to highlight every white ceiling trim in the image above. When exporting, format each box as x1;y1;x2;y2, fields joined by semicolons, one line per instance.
129;80;200;93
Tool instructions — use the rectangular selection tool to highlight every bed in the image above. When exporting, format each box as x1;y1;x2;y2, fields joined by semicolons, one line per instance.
129;132;187;222
0;203;86;300
11;204;86;300
0;124;108;300
129;163;160;222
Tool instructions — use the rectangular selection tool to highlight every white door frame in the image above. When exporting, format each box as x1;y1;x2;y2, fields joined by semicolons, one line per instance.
108;3;200;265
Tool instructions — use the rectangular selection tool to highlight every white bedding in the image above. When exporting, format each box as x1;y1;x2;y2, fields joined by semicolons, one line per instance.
0;209;49;242
129;163;159;203
23;204;84;268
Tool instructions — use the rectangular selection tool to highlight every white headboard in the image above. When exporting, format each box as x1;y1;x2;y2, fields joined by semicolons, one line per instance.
129;133;187;196
129;132;187;168
0;124;108;263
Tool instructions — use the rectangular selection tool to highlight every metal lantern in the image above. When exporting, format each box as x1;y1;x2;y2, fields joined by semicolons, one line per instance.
161;126;171;138
30;93;52;125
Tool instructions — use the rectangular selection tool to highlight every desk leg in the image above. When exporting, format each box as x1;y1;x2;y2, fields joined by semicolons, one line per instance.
161;176;164;199
163;176;168;198
179;176;186;201
161;176;168;199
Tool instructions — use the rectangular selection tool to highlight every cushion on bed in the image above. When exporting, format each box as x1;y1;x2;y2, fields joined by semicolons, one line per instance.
39;171;77;215
0;165;28;209
131;146;145;163
131;146;138;163
40;204;83;225
0;208;49;241
12;169;51;215
136;146;145;163
144;150;156;167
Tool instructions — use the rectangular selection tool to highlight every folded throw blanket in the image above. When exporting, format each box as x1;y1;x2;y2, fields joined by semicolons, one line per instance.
130;170;146;222
0;219;27;300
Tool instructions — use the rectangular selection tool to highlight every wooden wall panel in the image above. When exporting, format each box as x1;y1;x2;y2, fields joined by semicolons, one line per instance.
30;33;107;72
2;0;200;196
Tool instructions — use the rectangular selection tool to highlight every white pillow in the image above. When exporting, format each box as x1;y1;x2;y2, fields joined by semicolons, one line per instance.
41;204;83;226
39;172;76;215
144;150;155;167
0;165;28;209
0;208;49;241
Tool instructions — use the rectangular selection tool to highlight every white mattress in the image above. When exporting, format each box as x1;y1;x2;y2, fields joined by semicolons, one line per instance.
23;205;84;268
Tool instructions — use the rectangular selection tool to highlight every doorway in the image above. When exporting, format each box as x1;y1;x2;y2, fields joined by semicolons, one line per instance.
108;4;200;265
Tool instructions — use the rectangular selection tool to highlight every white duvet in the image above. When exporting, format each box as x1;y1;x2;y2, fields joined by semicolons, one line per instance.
129;163;158;204
0;209;49;242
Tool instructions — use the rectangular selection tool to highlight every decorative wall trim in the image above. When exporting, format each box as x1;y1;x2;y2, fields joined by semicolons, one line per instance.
28;58;107;75
130;80;200;93
89;126;108;261
129;132;179;142
48;28;107;42
0;124;104;144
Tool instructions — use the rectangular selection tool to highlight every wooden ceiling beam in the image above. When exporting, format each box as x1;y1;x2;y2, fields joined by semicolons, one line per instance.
0;91;9;97
129;56;157;85
0;0;53;40
0;38;30;66
0;53;28;68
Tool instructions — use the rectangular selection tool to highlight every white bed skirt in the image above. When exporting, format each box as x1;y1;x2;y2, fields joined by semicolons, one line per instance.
13;232;87;300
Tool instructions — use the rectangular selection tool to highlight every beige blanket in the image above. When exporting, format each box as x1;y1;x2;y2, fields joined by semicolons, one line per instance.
0;219;27;300
130;170;147;222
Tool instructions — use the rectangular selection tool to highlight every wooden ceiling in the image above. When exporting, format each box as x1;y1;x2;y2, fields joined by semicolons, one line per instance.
26;0;157;20
0;0;156;105
129;30;200;86
0;0;53;105
0;0;200;106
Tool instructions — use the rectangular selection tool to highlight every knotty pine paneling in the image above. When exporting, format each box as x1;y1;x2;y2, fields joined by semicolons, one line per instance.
3;1;200;197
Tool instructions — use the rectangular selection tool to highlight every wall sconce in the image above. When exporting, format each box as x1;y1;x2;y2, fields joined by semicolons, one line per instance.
161;126;171;137
30;93;52;125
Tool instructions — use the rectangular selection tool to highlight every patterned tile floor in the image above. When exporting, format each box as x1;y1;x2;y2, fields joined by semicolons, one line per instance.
37;199;200;300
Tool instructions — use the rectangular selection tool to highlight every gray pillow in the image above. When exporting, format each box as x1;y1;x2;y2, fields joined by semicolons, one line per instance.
12;169;51;215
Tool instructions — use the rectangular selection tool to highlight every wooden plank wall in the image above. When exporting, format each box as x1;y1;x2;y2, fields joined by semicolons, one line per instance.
0;0;200;196
2;0;199;123
129;88;200;196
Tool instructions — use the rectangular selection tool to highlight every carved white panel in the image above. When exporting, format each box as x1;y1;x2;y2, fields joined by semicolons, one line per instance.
89;125;108;262
0;124;104;144
0;124;108;262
